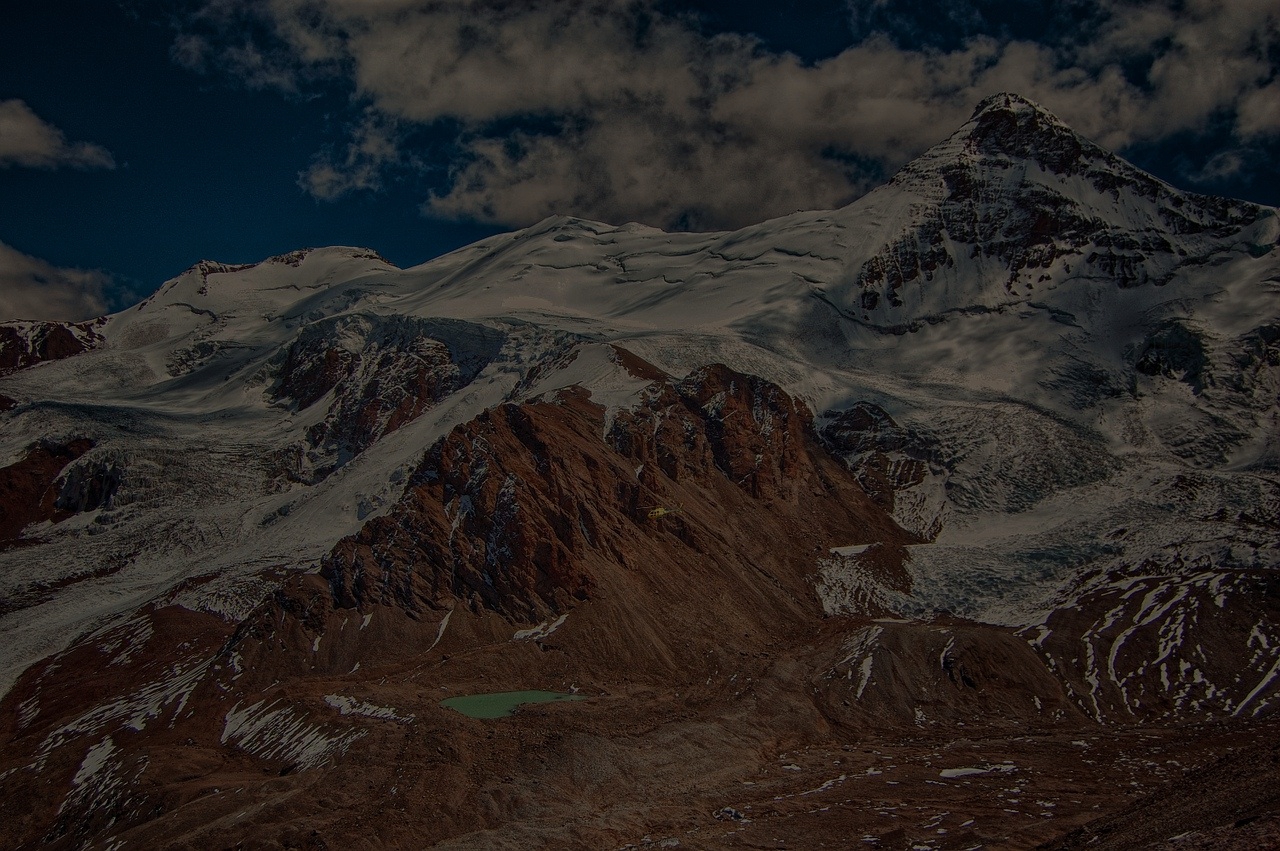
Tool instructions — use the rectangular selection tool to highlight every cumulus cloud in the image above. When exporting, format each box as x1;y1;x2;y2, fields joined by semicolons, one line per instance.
1072;0;1279;136
1237;80;1280;139
174;0;1280;229
300;114;403;199
0;243;111;322
1185;148;1251;183
0;100;115;170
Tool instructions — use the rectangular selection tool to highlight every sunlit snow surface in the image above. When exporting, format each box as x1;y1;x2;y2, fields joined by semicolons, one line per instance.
2;100;1279;705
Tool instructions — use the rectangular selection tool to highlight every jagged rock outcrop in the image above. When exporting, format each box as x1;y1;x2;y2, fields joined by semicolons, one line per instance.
317;358;908;633
0;438;95;548
0;320;102;376
819;402;948;539
267;315;505;481
852;92;1272;315
54;454;124;515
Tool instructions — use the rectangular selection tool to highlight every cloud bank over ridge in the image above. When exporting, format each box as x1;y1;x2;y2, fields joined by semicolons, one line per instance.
175;0;1280;231
0;242;111;322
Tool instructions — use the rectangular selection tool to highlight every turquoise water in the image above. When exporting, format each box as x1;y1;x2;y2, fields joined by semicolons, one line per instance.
440;690;585;719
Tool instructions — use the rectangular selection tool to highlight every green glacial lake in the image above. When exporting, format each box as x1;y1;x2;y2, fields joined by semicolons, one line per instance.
440;690;585;719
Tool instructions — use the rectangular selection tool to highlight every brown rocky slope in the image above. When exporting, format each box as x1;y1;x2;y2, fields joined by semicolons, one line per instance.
0;352;1276;850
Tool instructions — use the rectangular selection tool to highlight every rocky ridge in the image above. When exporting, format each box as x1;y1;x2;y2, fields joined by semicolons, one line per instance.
0;319;103;376
852;93;1269;315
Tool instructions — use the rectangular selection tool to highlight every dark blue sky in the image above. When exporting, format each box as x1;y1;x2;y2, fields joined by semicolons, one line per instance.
2;1;1277;319
0;3;502;310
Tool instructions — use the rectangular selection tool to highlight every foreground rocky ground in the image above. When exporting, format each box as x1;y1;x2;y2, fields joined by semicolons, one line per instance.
6;598;1278;849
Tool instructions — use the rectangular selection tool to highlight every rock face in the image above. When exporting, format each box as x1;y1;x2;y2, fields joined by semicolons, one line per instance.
0;320;102;376
0;360;913;848
819;402;947;540
319;360;905;627
0;93;1278;850
845;92;1271;325
266;315;505;481
0;438;95;548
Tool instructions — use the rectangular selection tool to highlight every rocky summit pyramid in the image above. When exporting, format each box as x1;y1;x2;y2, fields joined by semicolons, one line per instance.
1;94;1278;849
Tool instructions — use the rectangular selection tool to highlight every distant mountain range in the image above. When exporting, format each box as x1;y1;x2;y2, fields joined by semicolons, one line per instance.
2;93;1278;850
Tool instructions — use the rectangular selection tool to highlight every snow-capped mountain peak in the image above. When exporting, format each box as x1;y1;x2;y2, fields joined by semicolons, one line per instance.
954;91;1101;172
133;246;396;317
833;93;1275;322
1;93;1278;851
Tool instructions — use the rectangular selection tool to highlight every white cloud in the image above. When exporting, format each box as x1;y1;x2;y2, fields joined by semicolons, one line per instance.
0;243;111;322
300;114;402;199
1184;148;1250;183
177;0;1280;229
1077;0;1279;139
0;100;115;170
1237;81;1280;139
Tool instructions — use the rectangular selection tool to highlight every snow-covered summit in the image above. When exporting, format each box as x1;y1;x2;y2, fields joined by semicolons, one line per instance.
829;93;1274;325
137;246;396;312
950;91;1106;171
